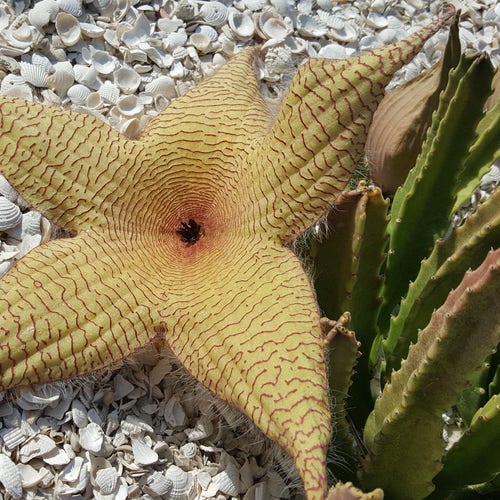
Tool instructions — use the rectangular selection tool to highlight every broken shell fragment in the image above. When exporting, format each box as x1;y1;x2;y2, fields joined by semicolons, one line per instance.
55;12;82;46
0;454;23;499
0;196;23;231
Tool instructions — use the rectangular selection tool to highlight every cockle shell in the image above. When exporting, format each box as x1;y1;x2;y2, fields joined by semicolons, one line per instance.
116;94;144;117
91;50;118;75
189;32;211;53
67;83;92;105
73;64;100;89
78;422;104;452
98;81;120;104
255;10;293;40
19;62;49;88
195;24;219;42
114;66;141;94
0;174;19;203
212;463;240;496
5;211;42;241
28;0;59;29
55;12;82;46
57;0;84;17
131;435;159;466
296;13;328;37
145;471;173;496
166;31;189;50
0;454;22;499
0;426;28;450
164;465;196;500
47;61;75;94
0;196;23;231
200;1;229;27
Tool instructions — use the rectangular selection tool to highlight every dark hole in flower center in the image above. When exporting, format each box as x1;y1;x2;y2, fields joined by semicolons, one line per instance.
176;219;203;245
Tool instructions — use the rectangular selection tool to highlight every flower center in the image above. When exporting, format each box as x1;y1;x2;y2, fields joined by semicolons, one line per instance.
176;218;204;245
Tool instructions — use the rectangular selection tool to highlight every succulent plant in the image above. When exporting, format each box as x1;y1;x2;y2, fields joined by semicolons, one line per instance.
313;22;500;500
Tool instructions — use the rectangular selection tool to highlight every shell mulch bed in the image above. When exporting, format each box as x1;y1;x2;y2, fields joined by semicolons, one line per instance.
0;0;498;498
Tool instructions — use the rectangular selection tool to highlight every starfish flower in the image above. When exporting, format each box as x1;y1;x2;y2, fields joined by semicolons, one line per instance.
0;9;453;498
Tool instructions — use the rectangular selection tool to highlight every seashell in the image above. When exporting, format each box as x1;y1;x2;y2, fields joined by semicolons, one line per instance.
131;435;159;466
178;442;198;460
170;60;185;79
296;13;328;38
57;0;84;17
5;211;42;240
329;18;358;43
200;1;229;27
71;399;89;428
55;12;82;46
189;32;211;53
317;43;351;59
264;45;293;75
195;24;219;42
228;10;255;41
157;18;184;33
184;415;213;441
80;22;106;38
144;75;177;99
166;31;188;50
28;0;58;29
94;467;118;495
317;0;334;9
0;261;13;276
212;462;240;496
19;435;57;462
366;11;389;29
98;81;120;104
164;396;186;427
73;64;100;89
145;471;173;496
164;465;196;500
1;74;28;94
19;62;49;88
121;414;154;435
0;197;23;231
114;66;141;94
47;61;75;94
255;11;293;40
17;464;50;489
120;118;142;139
244;0;266;11
174;0;198;21
0;427;28;449
121;13;154;47
481;163;500;187
0;243;20;262
0;454;22;499
78;422;104;452
0;175;19;203
0;5;9;31
42;447;71;466
149;358;173;385
18;234;42;258
270;0;295;18
2;83;33;100
67;84;92;105
91;50;118;75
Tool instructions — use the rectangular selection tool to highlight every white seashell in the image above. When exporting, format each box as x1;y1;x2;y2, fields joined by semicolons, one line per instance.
43;447;71;466
145;471;173;496
78;422;104;452
366;11;389;29
17;464;50;489
264;45;293;74
121;13;154;47
255;11;292;40
164;396;186;428
0;427;28;449
144;75;176;99
0;261;13;276
120;118;142;139
114;66;141;94
166;31;188;50
71;399;89;428
228;10;255;40
244;0;266;11
5;211;42;240
270;0;295;18
174;0;198;20
28;1;55;29
73;64;100;89
170;60;185;79
19;62;49;88
185;415;213;441
329;18;358;43
47;61;74;94
57;0;83;17
0;5;9;31
200;1;229;27
98;81;120;104
80;22;105;38
1;82;33;100
317;0;334;9
157;18;184;33
131;435;159;466
0;243;20;262
91;50;118;75
55;12;82;46
18;234;42;258
189;32;211;53
94;467;118;495
164;465;196;500
296;13;328;37
0;454;22;499
317;43;351;59
67;84;92;105
212;462;240;496
122;414;155;434
0;175;19;203
0;197;23;231
19;434;57;463
195;24;219;42
178;442;198;460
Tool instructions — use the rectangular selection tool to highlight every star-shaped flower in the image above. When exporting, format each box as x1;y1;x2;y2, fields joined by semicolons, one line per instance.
0;9;452;498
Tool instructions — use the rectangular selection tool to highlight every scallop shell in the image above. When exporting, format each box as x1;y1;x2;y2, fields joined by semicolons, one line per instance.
57;0;84;17
228;10;255;40
78;422;104;452
114;66;141;94
199;1;229;27
93;467;118;495
47;61;75;94
98;81;120;104
0;197;23;231
0;454;22;499
19;62;49;88
164;465;196;500
131;435;159;466
55;12;82;46
296;13;328;37
120;118;142;139
145;471;173;496
67;83;92;105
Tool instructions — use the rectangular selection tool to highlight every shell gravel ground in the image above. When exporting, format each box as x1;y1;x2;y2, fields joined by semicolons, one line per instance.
0;0;498;498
